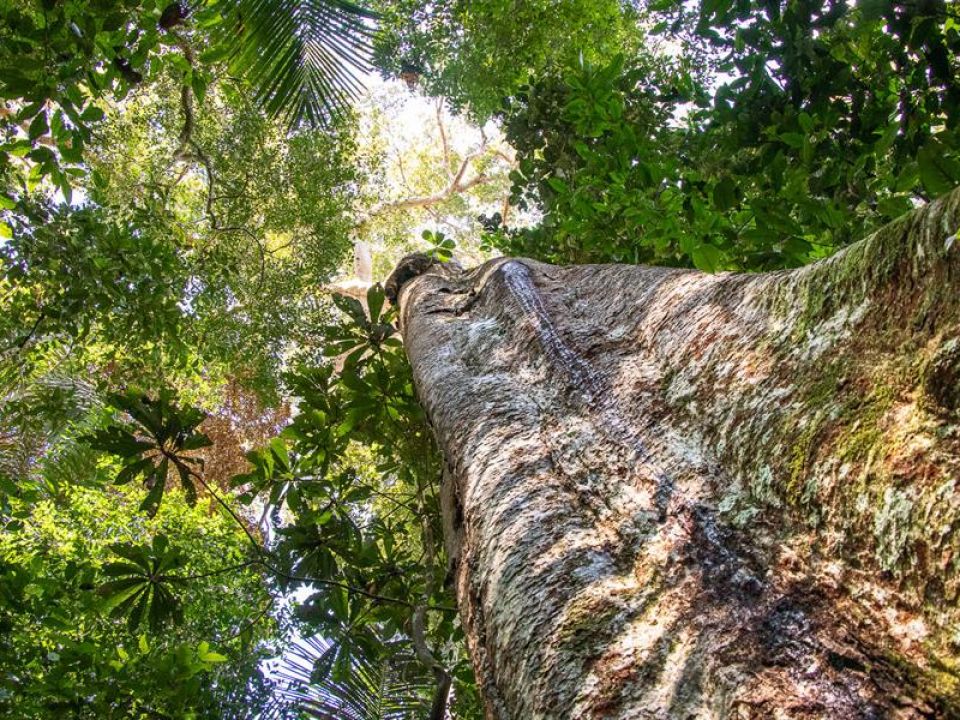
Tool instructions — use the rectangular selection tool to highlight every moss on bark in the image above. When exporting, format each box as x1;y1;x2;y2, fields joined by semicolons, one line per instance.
393;188;960;718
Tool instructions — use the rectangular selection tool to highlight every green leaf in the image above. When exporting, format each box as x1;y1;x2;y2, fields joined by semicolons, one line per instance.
712;177;737;211
332;293;368;326
108;543;152;569
129;586;151;632
98;578;147;599
191;74;209;104
99;537;185;631
918;141;960;197
139;458;169;517
270;437;290;471
546;176;569;193
87;427;155;457
181;433;213;450
691;243;723;272
366;283;385;324
779;132;805;149
28;113;48;141
175;461;198;506
102;562;148;577
197;641;227;664
114;457;155;486
80;104;105;123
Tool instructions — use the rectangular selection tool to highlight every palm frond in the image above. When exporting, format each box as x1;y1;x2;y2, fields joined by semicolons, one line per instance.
263;634;434;719
215;0;376;128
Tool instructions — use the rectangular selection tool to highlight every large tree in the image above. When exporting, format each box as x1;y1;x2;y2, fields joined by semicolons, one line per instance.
4;0;960;716
386;187;960;717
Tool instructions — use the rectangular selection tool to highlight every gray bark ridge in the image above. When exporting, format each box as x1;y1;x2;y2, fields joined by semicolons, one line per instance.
392;188;960;719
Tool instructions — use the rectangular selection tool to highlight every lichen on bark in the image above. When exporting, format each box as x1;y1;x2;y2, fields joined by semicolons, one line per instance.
389;188;960;718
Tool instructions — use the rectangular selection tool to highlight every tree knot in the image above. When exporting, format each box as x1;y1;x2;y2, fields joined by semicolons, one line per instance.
385;253;461;307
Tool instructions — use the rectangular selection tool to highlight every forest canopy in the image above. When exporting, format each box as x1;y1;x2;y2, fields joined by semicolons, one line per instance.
1;0;959;717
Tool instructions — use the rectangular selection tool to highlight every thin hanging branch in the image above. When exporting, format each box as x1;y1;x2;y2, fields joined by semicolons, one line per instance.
436;98;451;175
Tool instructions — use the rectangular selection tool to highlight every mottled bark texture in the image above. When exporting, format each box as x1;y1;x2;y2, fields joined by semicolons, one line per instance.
388;189;960;719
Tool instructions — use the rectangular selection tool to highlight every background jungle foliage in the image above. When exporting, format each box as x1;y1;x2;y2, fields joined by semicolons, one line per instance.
1;0;958;717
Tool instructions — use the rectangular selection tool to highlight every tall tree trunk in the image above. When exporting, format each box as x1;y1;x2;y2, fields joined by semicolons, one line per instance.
388;190;960;718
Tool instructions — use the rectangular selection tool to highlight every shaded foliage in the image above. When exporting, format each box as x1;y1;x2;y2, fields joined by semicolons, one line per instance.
233;285;483;718
87;389;212;515
264;635;434;719
209;0;377;127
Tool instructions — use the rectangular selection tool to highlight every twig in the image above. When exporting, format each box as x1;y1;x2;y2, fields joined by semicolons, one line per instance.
436;98;451;177
165;558;261;582
222;598;275;642
371;152;490;213
3;310;46;354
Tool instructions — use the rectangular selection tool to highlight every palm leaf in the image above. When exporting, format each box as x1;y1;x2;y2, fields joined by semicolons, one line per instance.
214;0;376;127
263;634;433;719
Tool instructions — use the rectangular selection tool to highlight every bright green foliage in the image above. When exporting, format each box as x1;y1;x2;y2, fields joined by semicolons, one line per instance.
77;289;481;715
496;55;701;266
0;483;275;718
422;229;457;262
494;1;960;269
3;78;360;406
371;0;644;119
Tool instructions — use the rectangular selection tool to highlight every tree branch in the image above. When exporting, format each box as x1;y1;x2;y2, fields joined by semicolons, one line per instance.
2;309;46;354
371;152;490;214
436;98;451;178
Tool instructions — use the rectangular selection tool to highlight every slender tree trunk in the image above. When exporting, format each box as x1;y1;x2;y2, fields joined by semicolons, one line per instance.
388;189;960;718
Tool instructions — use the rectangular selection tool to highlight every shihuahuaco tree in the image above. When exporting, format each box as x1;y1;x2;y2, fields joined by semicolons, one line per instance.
389;189;960;717
3;0;960;718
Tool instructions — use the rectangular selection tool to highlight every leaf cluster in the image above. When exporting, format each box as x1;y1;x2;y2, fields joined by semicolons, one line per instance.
98;534;187;632
233;285;482;718
0;0;376;205
370;0;643;119
86;388;212;516
0;482;274;718
493;1;960;269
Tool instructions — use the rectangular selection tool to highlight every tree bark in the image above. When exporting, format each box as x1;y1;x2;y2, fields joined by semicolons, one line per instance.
388;189;960;718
